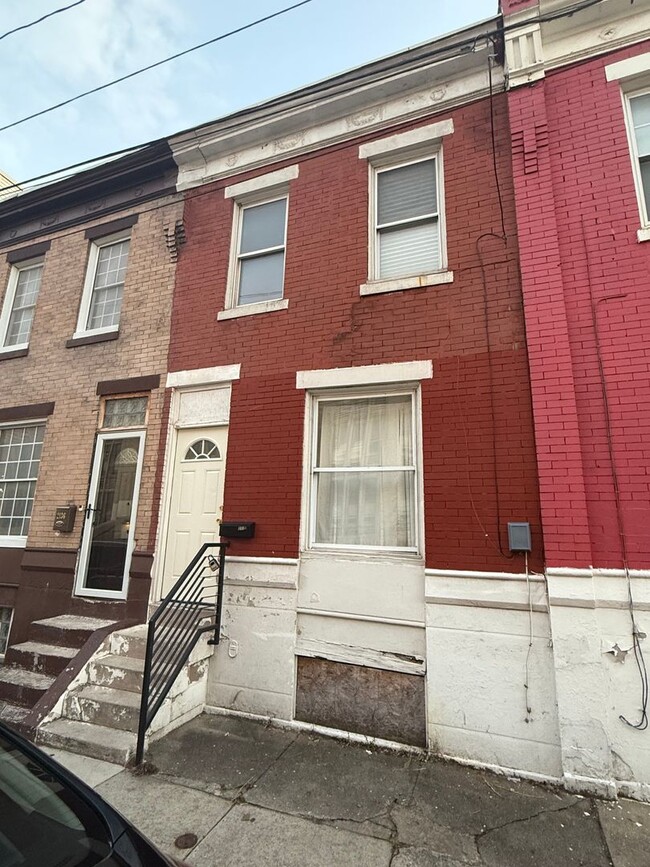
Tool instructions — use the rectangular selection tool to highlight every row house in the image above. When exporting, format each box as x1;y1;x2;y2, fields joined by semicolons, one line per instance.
0;143;182;725
162;17;545;757
0;0;648;801
501;0;650;799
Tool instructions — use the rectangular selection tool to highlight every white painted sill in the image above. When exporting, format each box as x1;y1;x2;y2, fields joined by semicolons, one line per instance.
360;271;454;296
71;325;119;341
217;298;289;320
0;536;27;548
637;227;650;242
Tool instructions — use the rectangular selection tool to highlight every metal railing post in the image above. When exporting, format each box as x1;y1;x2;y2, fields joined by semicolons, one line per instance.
135;618;156;766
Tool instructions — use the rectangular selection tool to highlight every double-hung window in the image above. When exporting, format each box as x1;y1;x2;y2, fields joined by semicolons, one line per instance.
235;197;287;306
374;157;441;279
221;164;298;319
75;232;130;337
0;259;43;351
0;422;45;544
626;91;650;225
310;391;418;551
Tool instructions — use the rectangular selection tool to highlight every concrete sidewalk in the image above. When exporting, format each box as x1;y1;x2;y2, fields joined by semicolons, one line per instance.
46;713;649;867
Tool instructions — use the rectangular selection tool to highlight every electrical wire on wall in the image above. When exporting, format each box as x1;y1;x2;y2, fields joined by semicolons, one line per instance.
581;216;649;731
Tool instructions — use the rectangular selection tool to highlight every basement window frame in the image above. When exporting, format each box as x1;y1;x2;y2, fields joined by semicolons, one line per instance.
0;606;13;658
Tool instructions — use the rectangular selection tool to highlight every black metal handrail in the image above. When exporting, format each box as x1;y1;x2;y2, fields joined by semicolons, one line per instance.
135;541;228;765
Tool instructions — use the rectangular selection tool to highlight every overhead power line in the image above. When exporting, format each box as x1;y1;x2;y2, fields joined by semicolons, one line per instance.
0;0;90;42
0;0;314;135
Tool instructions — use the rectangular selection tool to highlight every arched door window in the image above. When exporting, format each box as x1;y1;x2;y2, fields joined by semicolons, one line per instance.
184;439;220;461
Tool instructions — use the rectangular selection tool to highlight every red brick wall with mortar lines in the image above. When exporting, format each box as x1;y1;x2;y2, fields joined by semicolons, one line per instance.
509;42;650;569
168;94;543;572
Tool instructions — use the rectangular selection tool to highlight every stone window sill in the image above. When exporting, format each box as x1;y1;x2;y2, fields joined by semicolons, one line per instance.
66;329;119;348
637;227;650;243
360;271;454;296
217;298;289;320
0;347;28;360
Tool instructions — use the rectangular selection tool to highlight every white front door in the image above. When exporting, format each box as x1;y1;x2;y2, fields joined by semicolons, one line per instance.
160;426;228;597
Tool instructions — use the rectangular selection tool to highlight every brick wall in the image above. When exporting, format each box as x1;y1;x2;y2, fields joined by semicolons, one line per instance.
0;196;183;559
508;42;650;568
169;94;543;572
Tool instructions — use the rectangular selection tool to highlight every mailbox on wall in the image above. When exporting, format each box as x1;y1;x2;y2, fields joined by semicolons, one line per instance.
219;521;255;539
53;505;77;533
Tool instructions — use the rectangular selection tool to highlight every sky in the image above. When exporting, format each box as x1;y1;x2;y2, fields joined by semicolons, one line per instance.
0;0;496;186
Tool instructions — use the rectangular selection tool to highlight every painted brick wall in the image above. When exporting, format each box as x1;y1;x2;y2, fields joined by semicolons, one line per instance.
0;197;183;561
508;42;650;569
169;94;543;572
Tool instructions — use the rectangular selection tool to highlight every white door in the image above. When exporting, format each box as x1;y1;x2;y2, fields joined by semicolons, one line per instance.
160;427;228;597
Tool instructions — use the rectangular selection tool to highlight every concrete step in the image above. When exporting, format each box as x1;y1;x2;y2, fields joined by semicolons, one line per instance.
0;666;54;707
37;718;135;765
30;615;117;649
88;654;144;693
5;641;77;677
0;700;30;727
63;685;142;732
110;625;148;659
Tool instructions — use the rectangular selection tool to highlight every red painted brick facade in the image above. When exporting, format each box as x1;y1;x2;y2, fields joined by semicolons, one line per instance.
508;43;650;569
169;94;543;572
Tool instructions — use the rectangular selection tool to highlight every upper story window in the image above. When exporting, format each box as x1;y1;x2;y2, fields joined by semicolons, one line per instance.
374;157;441;279
0;422;45;545
358;119;453;296
626;91;650;225
219;164;298;320
0;259;44;352
75;232;130;338
235;196;287;306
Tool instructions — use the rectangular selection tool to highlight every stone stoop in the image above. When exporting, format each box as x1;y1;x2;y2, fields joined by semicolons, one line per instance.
0;615;117;727
36;624;215;765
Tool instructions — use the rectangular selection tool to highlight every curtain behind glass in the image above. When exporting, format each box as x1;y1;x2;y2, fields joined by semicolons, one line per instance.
315;396;415;547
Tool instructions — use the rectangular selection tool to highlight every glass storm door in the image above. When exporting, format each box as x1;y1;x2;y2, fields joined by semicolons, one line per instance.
76;431;145;598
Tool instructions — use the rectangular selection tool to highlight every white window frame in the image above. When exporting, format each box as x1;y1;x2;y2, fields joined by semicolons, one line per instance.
73;229;131;339
303;384;423;556
622;86;650;235
359;119;453;295
0;257;44;353
219;165;298;320
0;606;13;659
0;419;47;548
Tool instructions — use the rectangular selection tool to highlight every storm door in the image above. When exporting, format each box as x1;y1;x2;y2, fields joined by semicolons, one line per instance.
75;430;145;599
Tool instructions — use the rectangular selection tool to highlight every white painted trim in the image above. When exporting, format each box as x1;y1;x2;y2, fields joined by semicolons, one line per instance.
74;230;131;338
0;536;27;548
296;359;433;389
360;271;453;296
358;118;454;159
217;298;289;320
637;227;650;242
296;607;425;628
224;164;299;198
204;704;427;756
227;556;298;565
226;577;297;590
425;567;544;581
296;635;425;675
0;259;44;351
166;364;241;389
546;567;650;580
605;51;650;82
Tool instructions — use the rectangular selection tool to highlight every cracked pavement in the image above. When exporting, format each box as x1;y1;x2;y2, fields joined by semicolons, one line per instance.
48;714;650;866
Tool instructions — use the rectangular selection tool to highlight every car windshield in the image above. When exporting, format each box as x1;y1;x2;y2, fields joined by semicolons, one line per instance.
0;731;112;867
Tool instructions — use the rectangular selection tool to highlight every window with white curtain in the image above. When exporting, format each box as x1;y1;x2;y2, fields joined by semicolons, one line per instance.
374;156;442;279
310;392;418;550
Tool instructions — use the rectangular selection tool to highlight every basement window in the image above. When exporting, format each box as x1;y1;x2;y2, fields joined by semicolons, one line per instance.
0;606;12;656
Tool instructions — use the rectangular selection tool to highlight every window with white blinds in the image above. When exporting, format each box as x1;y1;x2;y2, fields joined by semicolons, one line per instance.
375;157;441;279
